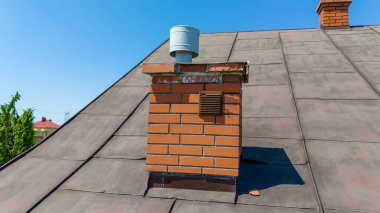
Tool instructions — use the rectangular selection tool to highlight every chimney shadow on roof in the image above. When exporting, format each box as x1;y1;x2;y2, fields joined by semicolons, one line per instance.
236;147;305;196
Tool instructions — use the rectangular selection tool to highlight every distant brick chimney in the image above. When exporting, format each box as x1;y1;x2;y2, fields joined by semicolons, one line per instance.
143;62;247;191
317;0;352;29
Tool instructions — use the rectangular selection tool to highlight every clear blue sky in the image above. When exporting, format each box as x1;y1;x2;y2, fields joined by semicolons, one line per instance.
1;0;379;124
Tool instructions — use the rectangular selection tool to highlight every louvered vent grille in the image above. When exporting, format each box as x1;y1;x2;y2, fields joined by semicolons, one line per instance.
199;91;223;115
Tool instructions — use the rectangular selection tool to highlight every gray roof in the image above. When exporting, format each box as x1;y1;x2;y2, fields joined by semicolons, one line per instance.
1;25;380;213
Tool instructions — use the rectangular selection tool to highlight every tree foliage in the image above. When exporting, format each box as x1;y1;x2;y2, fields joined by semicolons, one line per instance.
0;92;35;166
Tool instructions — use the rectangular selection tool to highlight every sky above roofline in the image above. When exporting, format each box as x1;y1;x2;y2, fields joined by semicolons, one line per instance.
1;0;379;124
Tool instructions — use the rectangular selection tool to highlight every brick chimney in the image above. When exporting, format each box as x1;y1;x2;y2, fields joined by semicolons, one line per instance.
143;62;247;191
317;0;352;29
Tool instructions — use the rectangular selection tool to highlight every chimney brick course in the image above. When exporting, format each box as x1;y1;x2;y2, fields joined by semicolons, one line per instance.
317;0;352;29
143;63;247;178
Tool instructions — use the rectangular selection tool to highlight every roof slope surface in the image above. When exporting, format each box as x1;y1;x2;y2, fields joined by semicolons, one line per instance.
1;25;380;213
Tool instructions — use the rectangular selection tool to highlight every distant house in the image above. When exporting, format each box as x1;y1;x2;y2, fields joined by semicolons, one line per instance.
33;117;60;142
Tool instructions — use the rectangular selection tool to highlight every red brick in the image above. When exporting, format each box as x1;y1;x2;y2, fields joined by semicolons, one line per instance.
204;147;240;157
171;104;199;113
329;22;343;27
182;94;199;103
336;7;349;10
148;124;169;133
323;13;336;17
336;19;348;23
170;124;203;134
328;3;344;7
323;7;336;11
145;165;167;172
172;84;204;93
203;168;238;177
169;145;202;156
142;64;175;74
149;104;170;113
168;166;201;174
149;94;181;103
152;76;180;84
324;19;337;24
146;155;178;165
224;94;241;103
180;156;213;167
150;84;170;93
206;84;241;93
146;144;168;154
181;135;214;145
179;64;207;72
148;114;180;123
216;115;239;125
223;104;240;114
147;134;180;144
215;136;240;146
181;115;215;124
223;75;241;83
215;158;240;169
329;16;342;20
204;125;239;136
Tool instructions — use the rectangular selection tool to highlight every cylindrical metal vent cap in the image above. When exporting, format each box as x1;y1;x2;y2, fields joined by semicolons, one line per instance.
170;25;200;59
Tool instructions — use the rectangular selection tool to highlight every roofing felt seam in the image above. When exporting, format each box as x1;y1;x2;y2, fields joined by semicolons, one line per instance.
284;27;379;210
284;53;340;56
241;136;305;140
369;26;380;35
27;155;85;162
244;83;289;86
242;138;307;165
242;116;296;118
33;189;175;213
279;31;324;212
59;187;147;196
287;71;356;73
247;64;289;86
27;114;129;160
60;158;149;196
306;138;380;144
323;29;380;97
27;94;149;212
227;32;238;62
92;156;146;161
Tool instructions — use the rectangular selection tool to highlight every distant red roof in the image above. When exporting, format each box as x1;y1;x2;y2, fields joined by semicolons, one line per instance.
34;117;60;129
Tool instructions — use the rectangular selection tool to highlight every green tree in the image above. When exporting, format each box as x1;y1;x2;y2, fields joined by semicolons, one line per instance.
0;92;35;166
